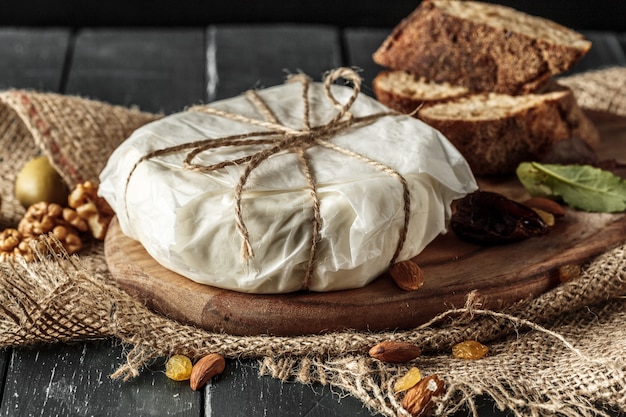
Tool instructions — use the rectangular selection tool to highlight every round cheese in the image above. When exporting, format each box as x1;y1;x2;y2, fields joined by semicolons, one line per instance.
99;78;477;293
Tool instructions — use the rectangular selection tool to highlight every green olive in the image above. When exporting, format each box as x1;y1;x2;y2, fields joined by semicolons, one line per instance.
15;156;69;208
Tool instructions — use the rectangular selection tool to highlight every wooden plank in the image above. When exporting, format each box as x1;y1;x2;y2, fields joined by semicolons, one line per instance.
0;27;206;417
0;341;200;417
0;26;64;417
55;27;205;417
65;28;205;114
616;33;626;54
3;1;626;32
0;0;417;29
206;360;375;417
342;28;388;97
202;23;381;417
0;28;70;91
566;32;626;75
0;350;7;404
206;362;573;417
209;25;341;101
617;33;626;62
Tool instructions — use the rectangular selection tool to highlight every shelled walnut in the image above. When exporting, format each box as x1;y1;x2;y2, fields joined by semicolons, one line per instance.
51;225;83;254
17;202;83;255
0;180;116;263
68;181;114;240
18;202;65;236
0;228;48;262
0;228;47;262
62;207;89;233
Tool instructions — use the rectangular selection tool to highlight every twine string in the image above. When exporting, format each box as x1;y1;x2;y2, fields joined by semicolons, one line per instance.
124;67;410;290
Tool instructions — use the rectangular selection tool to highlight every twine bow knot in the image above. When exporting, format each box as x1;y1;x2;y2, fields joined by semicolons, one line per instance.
125;67;410;290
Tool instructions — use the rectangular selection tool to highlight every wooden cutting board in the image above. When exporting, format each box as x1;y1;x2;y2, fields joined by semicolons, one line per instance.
104;114;626;336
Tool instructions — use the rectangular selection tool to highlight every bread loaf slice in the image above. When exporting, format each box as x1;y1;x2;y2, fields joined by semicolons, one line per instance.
372;70;471;113
373;0;591;95
373;70;599;175
419;88;599;176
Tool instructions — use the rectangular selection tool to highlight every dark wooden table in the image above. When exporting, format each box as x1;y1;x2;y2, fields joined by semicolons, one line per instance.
0;23;625;417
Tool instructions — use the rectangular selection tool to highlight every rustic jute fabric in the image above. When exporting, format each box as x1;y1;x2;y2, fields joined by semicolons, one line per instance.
0;67;625;417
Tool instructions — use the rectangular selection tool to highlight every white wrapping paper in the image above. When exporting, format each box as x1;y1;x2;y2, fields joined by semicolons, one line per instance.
99;73;477;293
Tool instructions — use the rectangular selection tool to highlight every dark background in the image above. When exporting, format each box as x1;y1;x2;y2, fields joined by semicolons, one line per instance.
1;0;625;31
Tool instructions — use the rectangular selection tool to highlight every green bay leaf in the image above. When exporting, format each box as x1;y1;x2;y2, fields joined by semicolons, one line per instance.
516;162;626;213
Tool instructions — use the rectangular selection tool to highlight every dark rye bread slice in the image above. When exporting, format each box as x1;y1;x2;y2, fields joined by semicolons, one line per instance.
373;70;600;176
372;70;471;113
420;89;599;176
373;0;591;95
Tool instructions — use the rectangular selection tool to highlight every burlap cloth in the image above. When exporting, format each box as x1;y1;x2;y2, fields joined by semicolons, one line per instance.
1;67;625;417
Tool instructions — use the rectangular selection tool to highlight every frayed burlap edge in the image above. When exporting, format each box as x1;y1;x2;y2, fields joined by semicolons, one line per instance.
0;89;160;194
1;68;625;417
259;245;626;417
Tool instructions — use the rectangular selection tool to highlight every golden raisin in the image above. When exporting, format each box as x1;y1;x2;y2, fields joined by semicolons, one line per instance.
165;354;193;381
394;367;422;393
558;264;581;284
452;340;489;360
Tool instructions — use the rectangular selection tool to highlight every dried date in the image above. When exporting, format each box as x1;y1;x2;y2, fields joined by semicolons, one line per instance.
451;190;549;245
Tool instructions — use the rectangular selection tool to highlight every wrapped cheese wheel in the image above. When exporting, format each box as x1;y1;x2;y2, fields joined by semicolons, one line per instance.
99;68;477;294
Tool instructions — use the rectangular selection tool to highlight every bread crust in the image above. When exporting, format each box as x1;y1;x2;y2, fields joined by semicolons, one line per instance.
416;87;600;176
372;70;470;114
373;0;591;95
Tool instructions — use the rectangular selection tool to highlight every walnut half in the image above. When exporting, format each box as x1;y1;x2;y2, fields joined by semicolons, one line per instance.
0;228;43;262
68;181;114;240
17;202;83;255
1;181;115;263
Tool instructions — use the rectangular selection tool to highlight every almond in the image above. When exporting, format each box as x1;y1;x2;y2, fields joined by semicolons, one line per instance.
523;197;566;217
531;208;555;227
368;341;421;363
401;374;445;416
189;353;226;390
389;260;425;291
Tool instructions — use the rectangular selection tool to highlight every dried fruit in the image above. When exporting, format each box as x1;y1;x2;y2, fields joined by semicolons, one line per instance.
531;208;555;227
451;190;549;245
452;340;489;360
369;341;421;363
389;261;425;291
165;354;193;381
558;264;581;284
394;367;422;393
401;374;445;416
190;353;226;390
